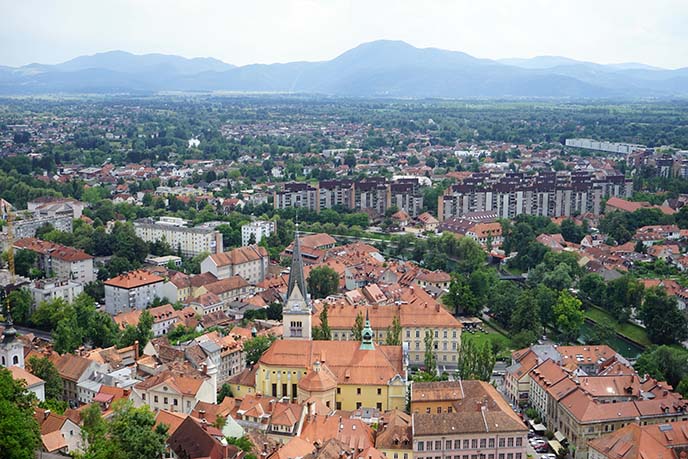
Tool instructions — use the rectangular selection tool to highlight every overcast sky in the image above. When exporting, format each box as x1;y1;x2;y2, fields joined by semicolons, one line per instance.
2;0;687;69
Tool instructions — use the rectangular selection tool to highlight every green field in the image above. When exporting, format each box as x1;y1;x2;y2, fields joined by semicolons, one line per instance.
463;321;513;359
584;306;652;347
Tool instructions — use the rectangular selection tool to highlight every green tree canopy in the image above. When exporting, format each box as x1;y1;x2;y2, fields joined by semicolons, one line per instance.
307;265;340;299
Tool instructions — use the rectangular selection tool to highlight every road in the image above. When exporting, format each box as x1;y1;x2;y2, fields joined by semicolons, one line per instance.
15;325;53;342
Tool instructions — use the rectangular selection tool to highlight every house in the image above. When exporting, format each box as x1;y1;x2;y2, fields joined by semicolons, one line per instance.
417;212;439;232
35;407;86;454
588;420;688;459
53;353;102;405
375;410;413;459
167;416;242;459
103;270;164;315
201;245;269;284
131;369;216;414
391;210;411;228
113;303;180;337
9;365;45;401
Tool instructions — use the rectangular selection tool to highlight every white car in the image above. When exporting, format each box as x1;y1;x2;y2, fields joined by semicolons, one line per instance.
540;454;557;459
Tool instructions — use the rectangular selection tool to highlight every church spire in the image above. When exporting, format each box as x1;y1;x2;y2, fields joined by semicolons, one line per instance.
360;309;375;350
2;299;16;344
286;224;309;303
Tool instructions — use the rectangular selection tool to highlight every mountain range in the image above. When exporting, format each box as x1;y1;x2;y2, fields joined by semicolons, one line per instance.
2;40;687;98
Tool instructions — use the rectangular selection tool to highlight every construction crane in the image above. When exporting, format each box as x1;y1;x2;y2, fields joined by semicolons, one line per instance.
1;200;15;323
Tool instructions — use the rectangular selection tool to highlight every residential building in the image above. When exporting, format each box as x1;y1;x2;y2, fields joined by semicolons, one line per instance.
438;171;633;221
412;381;528;459
53;353;101;405
27;197;85;219
36;408;85;455
103;269;164;315
134;217;223;257
132;369;216;414
30;278;84;306
274;182;319;211
9;215;73;239
113;303;180;337
242;220;276;246
201;245;269;284
319;179;355;210
375;410;413;459
14;237;95;283
9;365;45;401
588;420;688;459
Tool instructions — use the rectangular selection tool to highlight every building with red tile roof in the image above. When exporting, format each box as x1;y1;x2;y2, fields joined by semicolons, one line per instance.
14;237;95;283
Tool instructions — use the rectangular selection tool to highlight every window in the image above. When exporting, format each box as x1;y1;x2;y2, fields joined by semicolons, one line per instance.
427;441;433;451
12;355;19;365
154;395;159;403
507;438;513;447
471;439;477;449
488;439;495;448
446;440;452;450
479;439;486;448
337;388;341;394
418;443;424;452
515;438;522;447
357;388;362;395
282;383;287;396
173;398;178;406
272;384;277;397
506;455;513;459
292;384;297;397
377;402;383;410
435;441;441;450
463;440;469;449
448;406;453;413
426;408;431;414
454;440;461;449
498;438;505;448
437;407;442;414
515;455;522;459
377;388;382;395
356;402;362;409
336;402;342;410
164;397;168;405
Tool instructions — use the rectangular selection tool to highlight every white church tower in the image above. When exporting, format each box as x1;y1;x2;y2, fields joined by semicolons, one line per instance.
1;305;24;368
283;226;312;340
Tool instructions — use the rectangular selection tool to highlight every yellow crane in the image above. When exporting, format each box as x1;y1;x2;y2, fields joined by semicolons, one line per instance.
2;201;15;323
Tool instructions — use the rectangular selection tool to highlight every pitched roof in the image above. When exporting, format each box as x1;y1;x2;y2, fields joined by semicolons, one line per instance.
135;369;207;396
14;237;93;262
53;353;94;382
104;269;164;289
259;340;404;386
375;410;412;450
204;276;250;295
209;245;268;267
8;365;44;388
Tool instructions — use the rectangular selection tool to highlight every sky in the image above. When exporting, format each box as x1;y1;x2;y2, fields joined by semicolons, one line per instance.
1;0;687;69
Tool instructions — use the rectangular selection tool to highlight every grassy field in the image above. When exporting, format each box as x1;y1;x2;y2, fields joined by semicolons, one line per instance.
584;306;652;347
463;322;513;359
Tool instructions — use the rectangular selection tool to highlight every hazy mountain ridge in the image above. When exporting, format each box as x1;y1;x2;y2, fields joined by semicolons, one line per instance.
0;40;686;97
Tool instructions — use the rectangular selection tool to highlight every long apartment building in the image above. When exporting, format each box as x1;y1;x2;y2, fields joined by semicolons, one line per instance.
133;217;223;258
14;237;95;283
274;177;424;217
438;171;633;221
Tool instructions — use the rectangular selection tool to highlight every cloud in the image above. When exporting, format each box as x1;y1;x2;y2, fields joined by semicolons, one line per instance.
0;0;686;68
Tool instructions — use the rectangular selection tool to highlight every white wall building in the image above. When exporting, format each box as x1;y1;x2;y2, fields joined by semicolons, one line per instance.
241;220;276;246
103;270;164;315
134;218;223;258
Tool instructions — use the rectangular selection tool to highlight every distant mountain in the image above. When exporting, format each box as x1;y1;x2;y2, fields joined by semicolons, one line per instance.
0;41;686;98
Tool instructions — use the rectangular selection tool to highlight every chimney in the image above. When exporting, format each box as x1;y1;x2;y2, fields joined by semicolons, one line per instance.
44;409;51;420
201;418;208;430
435;303;440;312
134;340;140;358
201;364;207;376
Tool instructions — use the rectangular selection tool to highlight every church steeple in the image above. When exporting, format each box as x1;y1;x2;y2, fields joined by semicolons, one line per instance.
283;225;312;340
286;224;309;303
360;310;375;350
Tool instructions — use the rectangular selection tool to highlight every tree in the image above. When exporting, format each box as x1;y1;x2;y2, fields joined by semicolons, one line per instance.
510;290;542;336
552;291;584;343
424;330;437;374
244;335;277;365
83;400;168;459
454;237;486;274
307;266;339;299
351;312;364;341
0;367;40;459
266;302;282;321
640;287;688;345
456;338;495;381
217;383;234;403
9;249;36;278
27;356;63;401
312;305;332;340
385;315;402;345
53;306;83;354
560;219;585;243
118;310;153;352
635;346;688;387
7;289;32;325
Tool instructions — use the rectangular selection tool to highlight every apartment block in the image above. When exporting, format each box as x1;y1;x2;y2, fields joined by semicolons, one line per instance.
438;171;633;221
134;217;223;257
241;220;276;246
273;182;318;212
14;237;95;283
103;269;164;315
30;278;84;305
